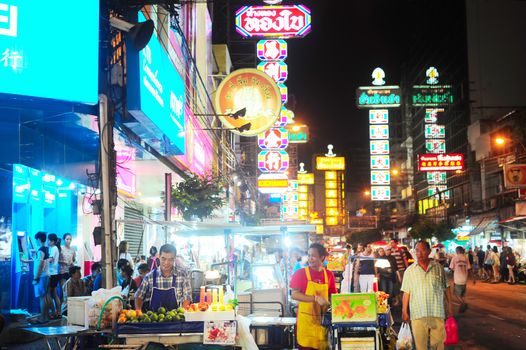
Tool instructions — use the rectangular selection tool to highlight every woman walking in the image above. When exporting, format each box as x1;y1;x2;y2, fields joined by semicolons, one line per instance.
58;233;76;300
506;247;516;284
491;246;500;283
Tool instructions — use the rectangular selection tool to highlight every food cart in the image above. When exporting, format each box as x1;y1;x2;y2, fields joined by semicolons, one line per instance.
329;292;394;350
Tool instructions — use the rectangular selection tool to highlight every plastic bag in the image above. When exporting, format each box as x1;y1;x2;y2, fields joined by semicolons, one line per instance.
87;286;123;329
444;316;459;345
236;315;259;350
396;322;413;350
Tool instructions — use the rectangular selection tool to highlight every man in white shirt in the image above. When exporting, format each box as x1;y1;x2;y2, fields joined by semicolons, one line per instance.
449;246;471;313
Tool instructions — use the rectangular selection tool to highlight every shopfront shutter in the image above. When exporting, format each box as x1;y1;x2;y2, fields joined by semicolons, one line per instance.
124;204;144;259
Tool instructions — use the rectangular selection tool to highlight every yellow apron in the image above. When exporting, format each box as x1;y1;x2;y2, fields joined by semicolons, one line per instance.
297;267;329;350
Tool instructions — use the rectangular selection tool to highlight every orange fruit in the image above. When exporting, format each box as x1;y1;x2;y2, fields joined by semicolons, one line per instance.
126;310;137;319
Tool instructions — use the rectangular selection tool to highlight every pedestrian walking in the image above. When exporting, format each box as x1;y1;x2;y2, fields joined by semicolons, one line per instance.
58;233;76;300
358;246;376;292
402;241;454;350
390;239;407;306
491;246;500;283
505;247;516;284
449;246;472;313
47;234;62;319
483;245;494;281
376;247;400;305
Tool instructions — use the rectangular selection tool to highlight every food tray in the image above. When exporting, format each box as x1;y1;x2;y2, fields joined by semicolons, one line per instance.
115;321;204;334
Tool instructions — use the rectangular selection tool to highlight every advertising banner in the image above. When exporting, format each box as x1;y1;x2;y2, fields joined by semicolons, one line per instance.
418;154;464;171
503;164;526;189
236;5;312;38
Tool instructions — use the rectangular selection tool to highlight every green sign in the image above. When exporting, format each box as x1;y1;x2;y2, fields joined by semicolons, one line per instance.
287;125;309;143
412;85;453;106
356;86;401;108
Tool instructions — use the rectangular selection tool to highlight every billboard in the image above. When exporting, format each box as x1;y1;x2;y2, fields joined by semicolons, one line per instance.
418;154;464;171
236;5;312;38
426;139;446;153
214;68;282;136
0;0;99;104
425;124;446;139
287;124;309;143
316;156;345;170
258;150;289;172
503;164;526;189
371;186;391;201
369;109;389;124
412;85;453;106
369;125;389;139
371;170;390;185
370;141;389;155
356;86;401;108
370;155;390;170
258;128;289;150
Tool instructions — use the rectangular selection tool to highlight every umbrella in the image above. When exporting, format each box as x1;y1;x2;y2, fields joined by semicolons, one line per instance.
432;243;445;248
370;240;388;246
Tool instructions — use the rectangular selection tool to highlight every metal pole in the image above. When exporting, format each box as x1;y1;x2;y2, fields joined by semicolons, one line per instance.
99;94;114;288
165;173;172;244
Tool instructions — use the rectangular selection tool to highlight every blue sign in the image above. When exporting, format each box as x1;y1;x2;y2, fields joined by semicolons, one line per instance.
0;1;99;104
127;12;186;155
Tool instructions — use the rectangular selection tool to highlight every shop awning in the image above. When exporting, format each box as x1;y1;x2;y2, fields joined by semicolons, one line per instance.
499;216;526;224
469;216;495;236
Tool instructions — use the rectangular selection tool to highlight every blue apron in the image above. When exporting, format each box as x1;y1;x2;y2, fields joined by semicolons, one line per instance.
150;268;178;311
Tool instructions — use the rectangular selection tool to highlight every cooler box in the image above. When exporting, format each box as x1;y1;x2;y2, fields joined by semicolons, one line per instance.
67;296;91;328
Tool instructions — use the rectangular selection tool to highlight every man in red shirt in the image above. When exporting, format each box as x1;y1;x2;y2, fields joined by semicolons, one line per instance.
290;243;337;350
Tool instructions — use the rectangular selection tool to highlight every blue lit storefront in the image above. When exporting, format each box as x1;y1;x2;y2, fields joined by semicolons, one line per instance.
0;0;100;315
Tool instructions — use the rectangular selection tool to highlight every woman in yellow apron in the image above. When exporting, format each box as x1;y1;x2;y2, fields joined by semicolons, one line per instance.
290;243;337;350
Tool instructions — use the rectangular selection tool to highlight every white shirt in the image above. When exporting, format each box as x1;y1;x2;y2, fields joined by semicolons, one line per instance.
49;246;60;275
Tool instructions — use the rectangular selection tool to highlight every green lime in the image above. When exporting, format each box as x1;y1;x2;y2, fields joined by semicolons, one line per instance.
157;307;166;314
177;307;185;314
158;313;165;320
165;315;173;322
150;314;158;322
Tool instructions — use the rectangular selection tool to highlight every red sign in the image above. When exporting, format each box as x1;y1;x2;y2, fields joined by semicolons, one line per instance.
235;5;312;38
418;154;465;171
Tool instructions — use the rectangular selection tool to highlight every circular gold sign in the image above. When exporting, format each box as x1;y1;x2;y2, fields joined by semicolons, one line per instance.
214;68;282;136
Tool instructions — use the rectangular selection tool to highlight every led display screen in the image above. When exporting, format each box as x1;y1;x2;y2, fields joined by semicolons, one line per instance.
0;0;99;104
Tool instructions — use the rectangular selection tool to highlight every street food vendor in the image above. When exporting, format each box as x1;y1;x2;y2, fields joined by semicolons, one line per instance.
290;243;337;350
134;244;192;312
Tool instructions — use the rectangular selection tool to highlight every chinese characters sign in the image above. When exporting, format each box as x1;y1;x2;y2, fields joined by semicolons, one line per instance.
258;150;289;172
258;128;289;150
257;39;288;61
418;154;465;171
369;109;389;124
236;5;312;38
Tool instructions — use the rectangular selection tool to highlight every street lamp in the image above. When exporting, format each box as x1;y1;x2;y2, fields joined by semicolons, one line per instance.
494;135;526;153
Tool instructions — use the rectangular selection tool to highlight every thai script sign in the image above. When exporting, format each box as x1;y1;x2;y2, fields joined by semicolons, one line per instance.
236;5;312;38
356;86;401;108
316;156;346;170
412;85;453;106
418;153;464;171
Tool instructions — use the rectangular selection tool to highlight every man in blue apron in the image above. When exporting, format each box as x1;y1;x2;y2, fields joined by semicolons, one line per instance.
135;244;192;312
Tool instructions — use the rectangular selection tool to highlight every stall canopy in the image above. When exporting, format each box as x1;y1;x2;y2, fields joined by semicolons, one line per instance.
468;216;495;236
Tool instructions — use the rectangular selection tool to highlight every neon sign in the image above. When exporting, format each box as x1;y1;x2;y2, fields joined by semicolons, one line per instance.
371;170;390;185
371;155;390;170
426;139;446;153
425;108;444;123
425;124;446;139
356;86;401;108
371;186;391;201
275;107;293;127
258;128;289;150
258;150;289;172
257;40;288;61
370;125;389;139
257;61;288;83
236;5;312;38
370;141;389;155
316;157;345;170
412;85;453;106
418;154;465;171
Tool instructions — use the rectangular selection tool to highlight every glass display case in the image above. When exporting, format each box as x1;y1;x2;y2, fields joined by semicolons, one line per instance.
251;263;285;290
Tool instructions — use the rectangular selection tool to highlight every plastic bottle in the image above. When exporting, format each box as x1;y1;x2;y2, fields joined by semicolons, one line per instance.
224;285;234;305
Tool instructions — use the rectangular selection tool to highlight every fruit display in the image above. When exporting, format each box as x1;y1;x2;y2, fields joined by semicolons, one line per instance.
376;291;389;313
331;293;377;324
117;307;186;324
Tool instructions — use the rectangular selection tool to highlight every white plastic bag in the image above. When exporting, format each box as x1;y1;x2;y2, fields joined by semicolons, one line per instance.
236;315;259;350
87;286;123;329
396;322;413;350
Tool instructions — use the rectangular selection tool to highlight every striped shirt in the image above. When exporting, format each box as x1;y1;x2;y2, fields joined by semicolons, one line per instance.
401;260;449;320
391;249;406;271
134;266;192;307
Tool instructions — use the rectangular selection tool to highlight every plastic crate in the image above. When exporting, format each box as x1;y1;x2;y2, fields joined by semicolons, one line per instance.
115;321;204;334
67;296;91;327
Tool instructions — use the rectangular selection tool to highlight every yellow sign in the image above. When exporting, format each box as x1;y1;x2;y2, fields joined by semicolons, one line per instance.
298;173;314;184
326;190;337;198
326;216;338;226
257;179;289;187
326;181;337;189
316;156;345;170
214;68;282;136
326;198;338;207
298;185;308;193
325;171;337;180
310;218;324;225
299;193;308;201
327;208;339;216
316;225;324;234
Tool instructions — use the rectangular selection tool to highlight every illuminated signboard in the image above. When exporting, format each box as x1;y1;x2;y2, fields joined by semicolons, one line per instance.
236;5;312;38
258;128;289;150
426;139;446;153
258;174;289;193
278;83;288;104
427;172;447;184
214;68;282;136
127;13;186;155
0;1;99;104
371;155;390;170
287;124;309;143
371;170;390;185
326;217;338;226
116;146;136;198
298;173;314;185
258;150;289;172
275;108;294;127
425;108;444;123
369;109;389;124
412;85;453;106
425;124;446;139
428;185;450;199
370;140;389;155
316;157;346;170
356;86;401;108
418;154;465;171
257;39;288;61
369;125;389;139
257;61;288;83
371;186;391;201
503;164;526;189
